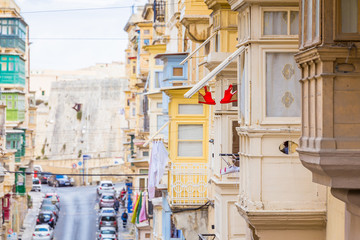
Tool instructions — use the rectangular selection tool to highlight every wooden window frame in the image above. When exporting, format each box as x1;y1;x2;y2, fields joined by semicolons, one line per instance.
261;7;300;39
334;0;360;41
300;0;321;49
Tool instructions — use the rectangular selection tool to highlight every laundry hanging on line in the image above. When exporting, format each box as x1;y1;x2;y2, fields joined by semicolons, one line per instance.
148;140;169;200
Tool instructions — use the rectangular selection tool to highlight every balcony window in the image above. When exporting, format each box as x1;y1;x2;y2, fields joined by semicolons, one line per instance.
178;104;203;115
0;18;26;52
154;71;163;88
173;67;183;77
143;39;150;46
263;9;299;36
265;52;301;117
177;124;203;157
7;101;11;109
300;0;320;47
334;0;360;40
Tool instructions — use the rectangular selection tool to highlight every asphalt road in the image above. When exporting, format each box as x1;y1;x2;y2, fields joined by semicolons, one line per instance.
42;185;98;240
41;183;129;240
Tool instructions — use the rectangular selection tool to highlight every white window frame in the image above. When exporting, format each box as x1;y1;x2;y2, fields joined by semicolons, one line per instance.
237;47;250;125
176;122;206;159
261;7;300;39
260;45;301;125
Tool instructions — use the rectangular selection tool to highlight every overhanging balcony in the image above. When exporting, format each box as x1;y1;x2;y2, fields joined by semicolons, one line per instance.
169;163;208;206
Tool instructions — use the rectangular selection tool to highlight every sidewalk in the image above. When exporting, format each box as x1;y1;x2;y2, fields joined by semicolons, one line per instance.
20;192;44;240
117;205;134;240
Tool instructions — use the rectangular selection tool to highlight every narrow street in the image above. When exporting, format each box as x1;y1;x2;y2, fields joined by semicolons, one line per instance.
40;183;129;240
42;185;98;240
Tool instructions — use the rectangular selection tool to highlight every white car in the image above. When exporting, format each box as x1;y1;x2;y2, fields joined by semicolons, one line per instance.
97;181;115;195
32;178;42;192
32;224;54;240
97;227;117;240
99;208;116;216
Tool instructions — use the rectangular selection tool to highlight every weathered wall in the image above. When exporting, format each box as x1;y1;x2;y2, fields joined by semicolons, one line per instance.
40;161;131;186
172;210;208;240
37;78;128;162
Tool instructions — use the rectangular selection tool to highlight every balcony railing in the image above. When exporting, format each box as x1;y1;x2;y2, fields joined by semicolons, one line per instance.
170;163;208;205
0;36;25;52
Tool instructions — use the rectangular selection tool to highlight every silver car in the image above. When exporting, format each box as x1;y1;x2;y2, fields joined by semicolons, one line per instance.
32;224;54;240
97;181;115;195
99;213;117;229
99;194;115;209
97;227;117;240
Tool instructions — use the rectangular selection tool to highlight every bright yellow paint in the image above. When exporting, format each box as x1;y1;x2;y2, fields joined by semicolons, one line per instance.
165;88;209;202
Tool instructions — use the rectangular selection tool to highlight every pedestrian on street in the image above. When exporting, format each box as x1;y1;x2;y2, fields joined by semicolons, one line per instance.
121;210;128;229
114;198;120;212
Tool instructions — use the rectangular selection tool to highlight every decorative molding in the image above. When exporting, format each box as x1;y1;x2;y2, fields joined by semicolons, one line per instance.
235;202;326;230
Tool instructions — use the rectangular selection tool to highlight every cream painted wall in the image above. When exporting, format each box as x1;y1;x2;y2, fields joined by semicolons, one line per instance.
327;188;345;240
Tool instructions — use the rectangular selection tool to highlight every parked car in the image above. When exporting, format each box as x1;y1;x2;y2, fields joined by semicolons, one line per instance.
99;235;116;240
99;214;117;229
99;194;115;209
97;181;115;195
42;199;60;210
97;227;117;240
44;193;60;202
32;224;54;240
32;178;41;192
39;173;52;184
40;204;59;221
36;211;56;228
47;175;73;187
99;208;116;216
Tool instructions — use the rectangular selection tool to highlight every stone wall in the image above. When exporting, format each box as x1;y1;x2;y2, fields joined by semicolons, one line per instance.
36;78;128;161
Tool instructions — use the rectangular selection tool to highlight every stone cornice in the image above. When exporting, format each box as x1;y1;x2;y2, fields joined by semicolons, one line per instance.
235;202;326;230
298;149;360;189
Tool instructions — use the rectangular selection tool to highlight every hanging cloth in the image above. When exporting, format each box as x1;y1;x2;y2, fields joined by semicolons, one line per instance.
132;193;139;211
131;193;141;224
156;141;169;187
220;84;237;104
148;141;159;200
136;191;143;224
198;86;216;105
139;192;148;222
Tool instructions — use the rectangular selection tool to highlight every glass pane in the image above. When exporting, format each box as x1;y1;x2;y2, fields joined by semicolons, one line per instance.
266;52;301;117
173;67;183;76
290;11;299;35
264;11;288;35
8;62;14;71
341;0;358;33
315;0;320;37
178;104;203;114
155;72;161;88
178;124;203;140
2;26;7;35
1;62;6;71
306;0;313;41
157;102;162;108
178;141;202;157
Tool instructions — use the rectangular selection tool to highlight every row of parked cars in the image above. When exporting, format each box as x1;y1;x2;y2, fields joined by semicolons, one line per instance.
40;173;74;187
96;181;118;240
32;193;60;240
31;174;74;193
